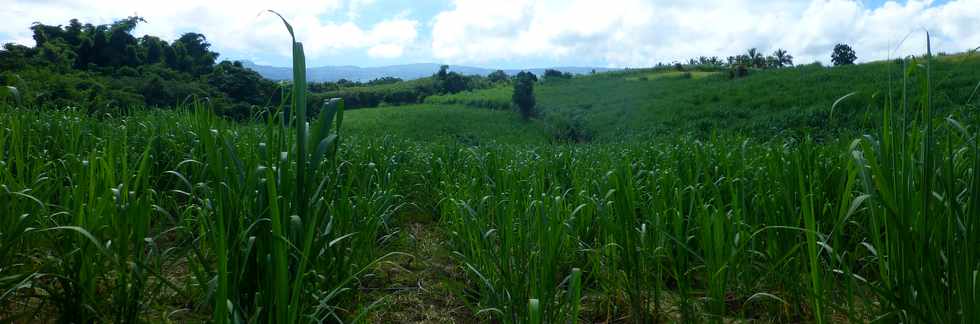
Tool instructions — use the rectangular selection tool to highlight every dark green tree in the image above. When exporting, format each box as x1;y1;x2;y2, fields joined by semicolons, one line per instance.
207;60;277;105
488;70;509;83
97;16;145;67
434;65;467;94
0;43;36;70
831;43;857;66
64;19;84;47
30;22;65;47
38;40;76;71
512;71;536;120
162;43;178;68
443;72;467;93
173;33;218;75
140;36;165;64
544;69;572;80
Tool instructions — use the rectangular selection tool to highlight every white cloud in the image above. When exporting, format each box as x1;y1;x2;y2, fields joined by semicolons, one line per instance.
0;0;420;63
430;0;980;67
3;0;978;67
368;44;404;58
347;0;376;20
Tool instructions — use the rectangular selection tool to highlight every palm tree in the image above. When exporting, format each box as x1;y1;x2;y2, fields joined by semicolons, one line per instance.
747;48;765;68
773;49;793;67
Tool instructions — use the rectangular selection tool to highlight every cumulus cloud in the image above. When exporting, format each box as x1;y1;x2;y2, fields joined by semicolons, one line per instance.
431;0;980;67
3;0;978;67
0;0;420;63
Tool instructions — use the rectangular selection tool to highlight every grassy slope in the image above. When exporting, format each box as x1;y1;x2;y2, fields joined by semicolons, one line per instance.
423;54;980;141
344;104;550;145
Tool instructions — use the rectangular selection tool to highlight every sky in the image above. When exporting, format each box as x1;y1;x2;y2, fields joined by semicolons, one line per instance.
1;0;978;69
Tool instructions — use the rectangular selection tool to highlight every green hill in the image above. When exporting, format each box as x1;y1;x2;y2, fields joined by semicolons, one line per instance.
417;54;980;142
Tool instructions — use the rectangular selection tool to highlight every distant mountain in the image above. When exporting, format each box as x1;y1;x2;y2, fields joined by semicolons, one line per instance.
239;61;618;82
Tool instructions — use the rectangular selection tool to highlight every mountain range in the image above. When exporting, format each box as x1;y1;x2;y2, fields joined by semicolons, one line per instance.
239;61;618;82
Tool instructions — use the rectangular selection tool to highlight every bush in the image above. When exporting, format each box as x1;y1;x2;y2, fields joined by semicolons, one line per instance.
545;112;592;143
729;65;749;79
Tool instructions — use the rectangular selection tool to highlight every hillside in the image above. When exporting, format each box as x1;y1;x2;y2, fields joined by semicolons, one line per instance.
415;54;980;142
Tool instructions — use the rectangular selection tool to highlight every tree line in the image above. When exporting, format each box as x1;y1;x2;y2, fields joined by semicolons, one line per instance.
0;16;562;117
655;44;858;78
0;17;280;119
307;65;544;109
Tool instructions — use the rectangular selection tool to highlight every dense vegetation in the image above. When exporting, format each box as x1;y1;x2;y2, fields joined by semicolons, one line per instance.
0;18;283;119
309;65;507;110
2;15;980;324
0;17;515;121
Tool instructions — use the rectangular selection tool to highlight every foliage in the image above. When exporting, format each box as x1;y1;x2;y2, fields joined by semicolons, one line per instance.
512;71;537;120
543;69;573;81
832;43;858;66
309;78;436;109
488;70;509;83
435;65;469;94
772;48;794;67
0;18;278;119
729;64;749;79
306;67;496;110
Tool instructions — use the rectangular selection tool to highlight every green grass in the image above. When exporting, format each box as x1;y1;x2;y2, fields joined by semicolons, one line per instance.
423;54;980;142
343;104;550;145
425;87;513;110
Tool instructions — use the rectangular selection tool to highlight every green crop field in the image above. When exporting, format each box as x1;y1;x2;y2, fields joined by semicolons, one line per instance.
3;12;980;324
344;104;550;145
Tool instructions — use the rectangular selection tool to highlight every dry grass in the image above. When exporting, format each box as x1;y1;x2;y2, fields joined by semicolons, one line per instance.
364;220;475;323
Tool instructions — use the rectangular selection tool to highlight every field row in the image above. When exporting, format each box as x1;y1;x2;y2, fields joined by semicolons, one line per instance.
2;95;978;323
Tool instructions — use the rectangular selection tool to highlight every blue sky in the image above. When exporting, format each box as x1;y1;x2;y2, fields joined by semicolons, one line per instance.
2;0;977;69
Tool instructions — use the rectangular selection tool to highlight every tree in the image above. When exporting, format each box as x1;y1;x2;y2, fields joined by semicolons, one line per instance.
747;48;765;68
39;40;76;71
434;65;467;94
543;69;571;80
488;70;509;83
140;35;165;64
30;22;65;47
207;60;277;105
831;43;857;66
173;32;218;74
442;72;467;93
0;43;37;70
512;71;536;120
106;16;145;67
773;49;793;67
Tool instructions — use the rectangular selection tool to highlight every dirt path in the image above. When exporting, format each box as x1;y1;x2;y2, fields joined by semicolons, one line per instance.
364;220;475;323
